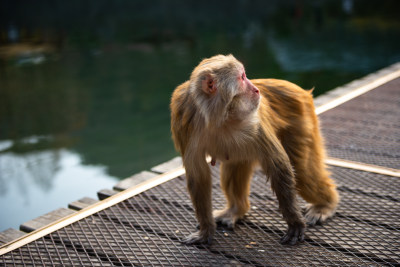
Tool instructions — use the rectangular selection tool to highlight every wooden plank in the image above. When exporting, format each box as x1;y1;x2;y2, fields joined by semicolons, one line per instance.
151;157;182;173
0;229;25;245
20;208;75;233
315;63;400;115
313;62;400;108
326;158;400;177
68;197;99;211
113;171;158;191
97;188;119;200
1;166;186;255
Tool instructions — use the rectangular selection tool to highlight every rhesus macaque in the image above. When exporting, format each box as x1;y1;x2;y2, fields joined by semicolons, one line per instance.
170;54;339;245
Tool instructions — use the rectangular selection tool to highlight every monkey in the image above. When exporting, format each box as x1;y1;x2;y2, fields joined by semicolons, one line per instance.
170;54;339;245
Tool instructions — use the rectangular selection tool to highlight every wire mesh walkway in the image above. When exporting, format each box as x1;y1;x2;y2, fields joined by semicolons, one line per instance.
1;69;399;266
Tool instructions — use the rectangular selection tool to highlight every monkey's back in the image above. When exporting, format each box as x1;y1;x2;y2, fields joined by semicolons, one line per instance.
251;79;316;133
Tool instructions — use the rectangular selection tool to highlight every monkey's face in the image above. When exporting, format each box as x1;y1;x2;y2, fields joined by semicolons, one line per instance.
238;68;260;103
226;68;260;121
189;54;261;126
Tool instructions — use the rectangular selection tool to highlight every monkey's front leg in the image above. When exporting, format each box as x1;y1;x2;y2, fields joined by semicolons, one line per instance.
266;156;305;245
182;157;215;245
259;133;306;245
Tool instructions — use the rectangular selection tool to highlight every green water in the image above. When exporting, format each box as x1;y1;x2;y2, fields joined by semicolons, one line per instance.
0;0;399;231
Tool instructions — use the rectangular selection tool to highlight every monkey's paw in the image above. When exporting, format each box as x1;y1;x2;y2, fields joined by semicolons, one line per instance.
280;221;305;245
182;229;214;245
304;204;336;226
213;209;241;230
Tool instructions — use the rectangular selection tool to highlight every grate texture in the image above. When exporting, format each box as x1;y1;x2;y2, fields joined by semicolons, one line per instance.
2;76;400;266
320;77;400;169
1;165;399;266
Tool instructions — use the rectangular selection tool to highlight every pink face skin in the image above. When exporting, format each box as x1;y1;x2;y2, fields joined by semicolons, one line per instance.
239;69;260;99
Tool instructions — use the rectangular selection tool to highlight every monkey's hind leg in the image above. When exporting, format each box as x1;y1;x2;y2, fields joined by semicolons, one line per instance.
213;161;254;229
283;120;339;226
297;157;339;226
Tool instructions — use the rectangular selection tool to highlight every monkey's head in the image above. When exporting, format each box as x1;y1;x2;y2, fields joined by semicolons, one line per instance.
189;54;260;127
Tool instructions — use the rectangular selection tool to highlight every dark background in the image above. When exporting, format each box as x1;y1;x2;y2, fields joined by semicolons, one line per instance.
0;0;399;230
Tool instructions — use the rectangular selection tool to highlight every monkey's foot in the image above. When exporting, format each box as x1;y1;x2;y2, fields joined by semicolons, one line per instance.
213;209;242;230
280;221;305;245
304;203;336;226
182;228;214;245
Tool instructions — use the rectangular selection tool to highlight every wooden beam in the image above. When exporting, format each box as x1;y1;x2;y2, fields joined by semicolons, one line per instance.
0;165;186;255
20;208;75;233
315;67;400;115
0;229;25;245
113;171;158;191
68;197;99;211
326;158;400;178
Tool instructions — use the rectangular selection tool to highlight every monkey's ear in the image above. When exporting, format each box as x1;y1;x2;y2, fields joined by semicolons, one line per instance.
201;74;217;95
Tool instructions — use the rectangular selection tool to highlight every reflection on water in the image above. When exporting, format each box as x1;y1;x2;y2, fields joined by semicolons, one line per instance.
268;30;396;72
0;0;399;231
0;139;60;195
0;138;117;231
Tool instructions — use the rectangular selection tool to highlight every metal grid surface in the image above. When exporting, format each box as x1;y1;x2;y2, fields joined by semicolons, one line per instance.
2;76;400;266
1;164;399;266
320;77;400;169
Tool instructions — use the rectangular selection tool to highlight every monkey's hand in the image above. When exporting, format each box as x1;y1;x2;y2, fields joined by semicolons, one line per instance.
182;227;215;245
280;221;305;245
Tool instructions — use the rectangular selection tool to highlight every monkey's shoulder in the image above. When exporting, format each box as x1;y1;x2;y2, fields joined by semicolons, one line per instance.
252;79;314;112
170;81;198;153
171;81;190;103
251;79;312;100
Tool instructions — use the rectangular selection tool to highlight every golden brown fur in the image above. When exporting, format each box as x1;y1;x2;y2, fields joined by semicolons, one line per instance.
170;54;339;245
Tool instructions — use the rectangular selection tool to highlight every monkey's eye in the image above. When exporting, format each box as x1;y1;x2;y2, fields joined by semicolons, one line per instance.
241;73;245;80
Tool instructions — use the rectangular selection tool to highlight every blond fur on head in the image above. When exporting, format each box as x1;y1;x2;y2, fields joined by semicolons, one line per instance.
189;54;244;127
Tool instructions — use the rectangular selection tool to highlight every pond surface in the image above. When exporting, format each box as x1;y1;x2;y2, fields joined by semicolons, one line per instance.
0;0;399;232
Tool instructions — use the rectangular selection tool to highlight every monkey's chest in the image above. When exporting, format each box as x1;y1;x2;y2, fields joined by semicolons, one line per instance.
205;133;257;163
